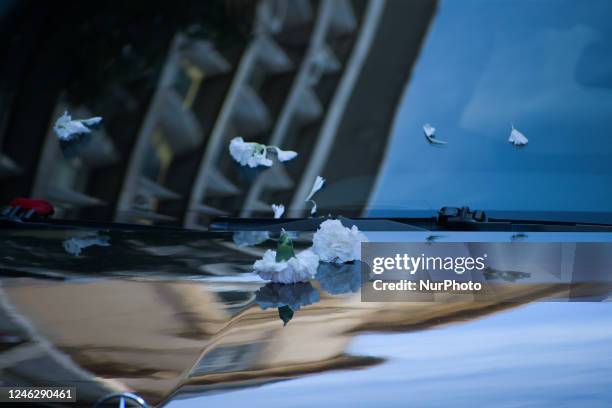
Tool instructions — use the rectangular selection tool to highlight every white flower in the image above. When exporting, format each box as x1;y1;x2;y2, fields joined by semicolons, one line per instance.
423;123;447;145
269;146;298;162
254;249;319;283
53;111;103;141
312;219;368;263
271;203;285;219
229;137;273;168
305;176;325;215
229;137;297;168
508;125;528;146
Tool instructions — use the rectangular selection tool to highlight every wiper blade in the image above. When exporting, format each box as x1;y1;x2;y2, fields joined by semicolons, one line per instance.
210;207;612;232
208;216;430;232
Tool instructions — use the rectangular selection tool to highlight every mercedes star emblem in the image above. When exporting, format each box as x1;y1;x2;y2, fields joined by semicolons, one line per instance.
94;392;150;408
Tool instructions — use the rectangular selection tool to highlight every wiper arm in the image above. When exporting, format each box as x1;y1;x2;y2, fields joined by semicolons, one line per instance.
437;206;487;225
434;206;612;231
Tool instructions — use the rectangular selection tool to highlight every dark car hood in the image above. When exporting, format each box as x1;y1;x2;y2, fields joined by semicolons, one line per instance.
1;223;612;407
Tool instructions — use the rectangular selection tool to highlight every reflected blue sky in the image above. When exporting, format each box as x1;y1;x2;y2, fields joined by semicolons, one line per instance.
166;302;612;408
369;0;612;214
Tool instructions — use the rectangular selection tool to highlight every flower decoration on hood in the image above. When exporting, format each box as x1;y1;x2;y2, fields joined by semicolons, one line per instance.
305;176;325;215
53;111;103;141
253;230;319;283
229;137;297;168
271;203;285;219
312;219;368;263
508;125;528;146
255;282;320;325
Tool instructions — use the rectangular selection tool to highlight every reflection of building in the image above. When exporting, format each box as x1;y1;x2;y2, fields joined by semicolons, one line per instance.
0;288;117;402
2;278;574;406
0;0;437;226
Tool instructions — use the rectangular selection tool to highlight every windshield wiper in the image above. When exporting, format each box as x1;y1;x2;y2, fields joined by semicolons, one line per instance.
209;206;612;232
209;216;431;232
439;206;612;231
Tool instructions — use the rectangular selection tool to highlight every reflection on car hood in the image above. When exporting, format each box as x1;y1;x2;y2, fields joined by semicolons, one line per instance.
1;224;612;407
0;224;273;280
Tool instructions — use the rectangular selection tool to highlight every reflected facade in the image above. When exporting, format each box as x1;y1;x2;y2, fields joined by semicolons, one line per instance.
0;0;436;226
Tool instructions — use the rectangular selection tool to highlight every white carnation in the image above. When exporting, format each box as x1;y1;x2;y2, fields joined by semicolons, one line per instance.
254;249;319;283
229;137;272;168
312;219;368;263
53;111;103;141
229;137;297;168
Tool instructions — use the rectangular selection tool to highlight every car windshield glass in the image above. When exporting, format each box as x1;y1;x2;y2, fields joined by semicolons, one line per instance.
367;0;612;217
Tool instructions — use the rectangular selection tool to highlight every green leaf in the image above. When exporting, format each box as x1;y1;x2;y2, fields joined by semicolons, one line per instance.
275;231;295;262
278;305;294;326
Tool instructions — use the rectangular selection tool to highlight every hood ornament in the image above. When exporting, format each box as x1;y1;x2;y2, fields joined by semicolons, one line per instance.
94;392;150;408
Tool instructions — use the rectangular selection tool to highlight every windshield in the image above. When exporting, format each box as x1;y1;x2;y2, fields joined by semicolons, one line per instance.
368;0;612;217
0;0;611;228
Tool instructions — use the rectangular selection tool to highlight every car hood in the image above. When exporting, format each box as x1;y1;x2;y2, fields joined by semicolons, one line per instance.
1;223;611;407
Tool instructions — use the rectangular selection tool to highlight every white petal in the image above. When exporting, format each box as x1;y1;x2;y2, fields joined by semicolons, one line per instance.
229;136;246;150
305;176;325;202
62;235;110;256
310;201;317;215
271;146;298;162
423;123;436;137
509;126;528;146
80;117;103;126
53;111;101;141
271;204;285;219
423;123;447;145
290;249;320;278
